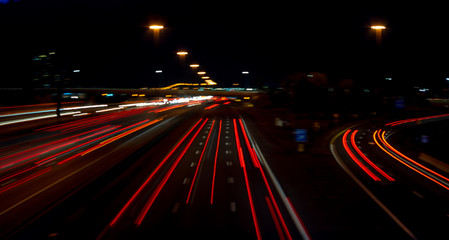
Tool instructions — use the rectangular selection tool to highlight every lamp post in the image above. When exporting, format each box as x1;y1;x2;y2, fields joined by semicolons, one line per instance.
149;25;163;48
371;25;386;47
176;51;188;65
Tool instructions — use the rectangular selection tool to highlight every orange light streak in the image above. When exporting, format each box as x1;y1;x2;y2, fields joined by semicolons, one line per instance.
350;130;395;181
374;130;449;190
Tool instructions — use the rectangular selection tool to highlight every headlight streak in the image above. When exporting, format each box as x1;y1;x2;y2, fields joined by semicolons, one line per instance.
373;130;449;190
0;111;81;126
35;108;150;132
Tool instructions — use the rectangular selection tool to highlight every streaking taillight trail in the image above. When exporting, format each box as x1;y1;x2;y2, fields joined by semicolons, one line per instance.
373;129;449;190
341;129;395;182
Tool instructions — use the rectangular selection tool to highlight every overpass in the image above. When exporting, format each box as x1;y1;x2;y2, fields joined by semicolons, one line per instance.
62;87;260;97
0;87;260;98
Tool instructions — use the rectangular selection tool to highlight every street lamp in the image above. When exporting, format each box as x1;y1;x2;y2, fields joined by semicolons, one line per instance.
149;25;164;30
190;64;200;68
149;25;164;48
176;51;188;55
371;25;386;46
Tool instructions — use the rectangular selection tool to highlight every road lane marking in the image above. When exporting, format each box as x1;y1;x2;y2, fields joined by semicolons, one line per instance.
183;178;190;184
186;120;216;204
230;201;236;212
107;118;205;227
134;119;209;226
411;190;424;199
211;120;222;205
172;202;180;213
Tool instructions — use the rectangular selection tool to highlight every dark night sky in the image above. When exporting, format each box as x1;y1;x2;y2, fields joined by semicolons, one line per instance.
1;0;449;89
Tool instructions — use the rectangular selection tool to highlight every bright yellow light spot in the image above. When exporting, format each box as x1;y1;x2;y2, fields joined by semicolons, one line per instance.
233;83;239;86
101;93;108;96
138;94;145;97
149;25;164;29
190;64;200;68
244;97;251;100
371;25;386;30
201;76;210;79
197;71;206;75
235;99;241;102
132;94;138;97
177;51;188;55
200;83;207;86
165;95;172;97
205;79;217;85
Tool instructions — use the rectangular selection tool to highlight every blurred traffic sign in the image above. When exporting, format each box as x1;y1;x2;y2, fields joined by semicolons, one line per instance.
295;129;308;142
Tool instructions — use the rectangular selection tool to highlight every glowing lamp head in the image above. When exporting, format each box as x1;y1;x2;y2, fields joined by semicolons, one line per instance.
149;25;164;30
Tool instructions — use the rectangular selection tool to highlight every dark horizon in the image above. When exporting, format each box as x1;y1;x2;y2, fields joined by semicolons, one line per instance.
1;1;449;89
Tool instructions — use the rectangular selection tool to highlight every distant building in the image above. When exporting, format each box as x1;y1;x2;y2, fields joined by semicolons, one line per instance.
32;51;78;88
32;51;58;88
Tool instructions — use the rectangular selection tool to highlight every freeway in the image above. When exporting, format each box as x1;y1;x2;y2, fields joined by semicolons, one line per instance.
0;101;309;240
0;101;200;237
7;98;449;239
331;113;449;239
98;107;309;240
